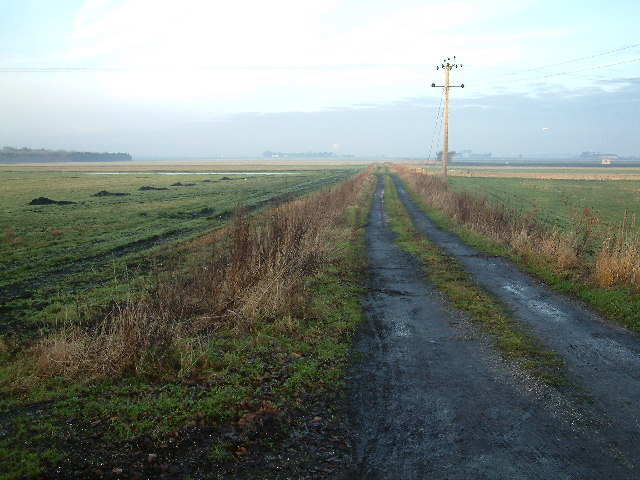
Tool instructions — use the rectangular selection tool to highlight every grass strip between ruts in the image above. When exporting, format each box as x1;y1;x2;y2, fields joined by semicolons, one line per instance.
382;175;568;386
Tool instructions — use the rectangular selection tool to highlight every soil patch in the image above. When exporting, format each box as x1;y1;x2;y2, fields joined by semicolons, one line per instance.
92;190;130;197
41;398;351;479
28;197;76;205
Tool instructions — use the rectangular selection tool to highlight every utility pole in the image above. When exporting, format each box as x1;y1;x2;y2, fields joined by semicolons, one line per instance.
432;56;464;181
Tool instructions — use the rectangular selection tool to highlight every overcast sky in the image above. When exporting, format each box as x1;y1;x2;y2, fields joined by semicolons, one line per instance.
1;0;639;158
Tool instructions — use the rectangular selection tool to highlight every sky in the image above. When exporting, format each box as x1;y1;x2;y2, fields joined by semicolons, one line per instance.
1;0;639;158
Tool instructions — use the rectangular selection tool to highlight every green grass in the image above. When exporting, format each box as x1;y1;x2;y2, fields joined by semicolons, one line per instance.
447;176;640;234
419;163;640;176
382;175;567;385
1;166;356;282
0;168;374;478
0;164;361;334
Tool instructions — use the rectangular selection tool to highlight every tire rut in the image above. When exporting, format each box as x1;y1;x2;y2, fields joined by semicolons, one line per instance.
345;175;638;479
390;173;640;456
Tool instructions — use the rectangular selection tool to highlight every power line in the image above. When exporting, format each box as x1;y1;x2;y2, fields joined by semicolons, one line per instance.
427;89;444;162
0;64;381;73
520;57;640;81
469;42;640;85
435;103;444;162
2;41;639;75
470;56;640;88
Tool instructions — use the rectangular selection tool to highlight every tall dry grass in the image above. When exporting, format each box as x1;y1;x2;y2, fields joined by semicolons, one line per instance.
592;214;640;288
392;165;640;287
392;165;578;270
31;168;373;381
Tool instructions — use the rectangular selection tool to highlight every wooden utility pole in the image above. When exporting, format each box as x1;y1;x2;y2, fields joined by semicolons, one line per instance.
432;57;464;182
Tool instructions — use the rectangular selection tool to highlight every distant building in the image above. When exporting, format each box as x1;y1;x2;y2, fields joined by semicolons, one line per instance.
458;149;492;159
581;151;618;159
263;150;336;158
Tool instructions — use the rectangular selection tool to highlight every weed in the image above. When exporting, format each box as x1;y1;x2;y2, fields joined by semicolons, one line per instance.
209;440;235;462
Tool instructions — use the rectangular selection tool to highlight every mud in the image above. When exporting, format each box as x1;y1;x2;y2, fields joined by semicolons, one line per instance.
138;186;169;191
345;175;639;479
28;197;76;205
92;190;130;197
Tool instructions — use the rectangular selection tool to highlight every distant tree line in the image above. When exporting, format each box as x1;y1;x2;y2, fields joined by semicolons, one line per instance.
0;147;132;163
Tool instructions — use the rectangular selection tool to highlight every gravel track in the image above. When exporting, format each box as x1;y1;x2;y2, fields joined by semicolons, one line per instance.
345;175;639;479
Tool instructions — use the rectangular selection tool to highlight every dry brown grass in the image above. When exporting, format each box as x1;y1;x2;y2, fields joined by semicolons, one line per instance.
393;164;640;290
392;165;589;276
30;167;373;381
593;215;640;288
539;230;581;272
34;298;181;379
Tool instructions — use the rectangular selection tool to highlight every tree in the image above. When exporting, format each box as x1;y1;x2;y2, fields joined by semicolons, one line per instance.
436;150;456;162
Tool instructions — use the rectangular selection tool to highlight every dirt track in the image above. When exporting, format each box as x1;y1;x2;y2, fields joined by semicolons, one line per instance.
345;175;640;479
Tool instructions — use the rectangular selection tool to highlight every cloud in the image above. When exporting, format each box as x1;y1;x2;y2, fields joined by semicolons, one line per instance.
7;80;634;159
3;0;640;158
37;0;571;110
66;0;344;67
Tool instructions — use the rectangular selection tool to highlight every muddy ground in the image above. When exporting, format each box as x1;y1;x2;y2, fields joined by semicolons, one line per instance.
344;175;640;479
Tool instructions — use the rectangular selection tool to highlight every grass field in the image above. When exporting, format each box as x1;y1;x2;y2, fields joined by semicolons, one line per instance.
447;176;640;233
0;163;362;333
0;163;373;478
407;164;640;233
417;163;640;180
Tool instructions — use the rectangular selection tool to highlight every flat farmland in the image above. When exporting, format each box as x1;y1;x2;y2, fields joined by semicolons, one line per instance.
419;163;640;180
0;162;362;332
420;166;640;233
448;176;640;232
